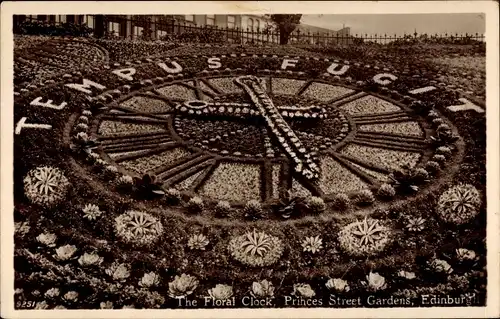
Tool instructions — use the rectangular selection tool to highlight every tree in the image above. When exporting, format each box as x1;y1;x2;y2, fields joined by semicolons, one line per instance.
94;15;105;38
270;14;302;45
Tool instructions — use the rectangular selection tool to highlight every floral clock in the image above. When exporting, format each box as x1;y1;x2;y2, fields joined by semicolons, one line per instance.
83;63;448;208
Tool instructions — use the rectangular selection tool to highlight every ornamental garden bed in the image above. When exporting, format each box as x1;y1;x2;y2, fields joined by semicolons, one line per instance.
13;36;486;309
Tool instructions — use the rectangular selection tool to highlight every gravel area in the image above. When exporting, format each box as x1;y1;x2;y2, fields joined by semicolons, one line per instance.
120;147;192;174
173;170;204;190
291;179;311;197
357;122;424;137
108;149;152;160
208;77;244;94
318;156;369;194
271;78;306;95
339;144;421;172
348;161;391;183
98;121;166;135
157;84;197;101
121;96;173;113
301;82;354;102
339;95;401;115
198;162;261;202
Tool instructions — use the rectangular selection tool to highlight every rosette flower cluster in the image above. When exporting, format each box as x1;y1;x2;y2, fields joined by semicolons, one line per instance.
114;210;164;246
23;166;70;207
338;217;392;256
235;76;320;180
228;229;284;267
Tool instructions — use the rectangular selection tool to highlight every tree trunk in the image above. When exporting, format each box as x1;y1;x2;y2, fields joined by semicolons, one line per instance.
279;31;289;45
94;15;105;38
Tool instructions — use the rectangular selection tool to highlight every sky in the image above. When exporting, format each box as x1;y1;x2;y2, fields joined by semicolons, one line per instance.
301;14;486;37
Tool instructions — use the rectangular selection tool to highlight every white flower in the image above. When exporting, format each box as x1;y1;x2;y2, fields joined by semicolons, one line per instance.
187;234;210;250
398;270;416;280
63;291;79;301
429;259;453;274
293;283;316;298
122;305;135;309
100;301;114;309
366;272;387;291
406;217;426;232
139;272;161;288
105;262;131;281
82;204;103;220
78;252;103;266
44;288;60;298
208;284;233;300
326;278;350;292
250;280;275;298
36;232;57;247
82;110;92;117
15;222;31;236
35;301;49;309
301;236;323;254
53;305;66;309
456;248;477;261
168;274;199;298
54;245;77;261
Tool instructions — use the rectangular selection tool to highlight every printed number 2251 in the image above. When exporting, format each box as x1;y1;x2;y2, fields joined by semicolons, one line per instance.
16;301;36;309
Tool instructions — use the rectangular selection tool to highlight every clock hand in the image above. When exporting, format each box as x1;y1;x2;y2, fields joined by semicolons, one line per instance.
174;100;328;120
235;75;320;180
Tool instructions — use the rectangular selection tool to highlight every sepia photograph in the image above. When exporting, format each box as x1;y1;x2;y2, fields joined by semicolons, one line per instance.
1;1;499;318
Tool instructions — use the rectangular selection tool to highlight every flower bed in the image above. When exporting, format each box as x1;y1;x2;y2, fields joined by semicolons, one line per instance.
12;37;487;310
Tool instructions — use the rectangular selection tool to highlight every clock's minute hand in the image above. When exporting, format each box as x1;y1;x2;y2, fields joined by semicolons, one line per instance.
235;75;320;181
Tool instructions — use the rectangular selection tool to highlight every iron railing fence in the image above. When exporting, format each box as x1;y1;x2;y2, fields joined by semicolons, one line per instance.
14;15;486;46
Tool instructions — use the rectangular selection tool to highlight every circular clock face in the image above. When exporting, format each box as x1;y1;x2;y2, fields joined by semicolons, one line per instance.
92;73;433;205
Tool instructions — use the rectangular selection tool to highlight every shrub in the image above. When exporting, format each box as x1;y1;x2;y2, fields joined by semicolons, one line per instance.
425;161;441;175
389;165;429;193
165;188;182;205
78;116;89;124
23;166;70;207
331;193;351;211
436;146;453;158
168;274;199;299
432;154;447;165
75;123;89;132
214;200;232;218
377;183;396;200
115;210;163;246
186;196;204;214
103;165;119;179
275;190;309;219
413;168;430;183
432;118;444;126
338;217;392;256
228;229;284;267
116;175;134;190
243;200;264;221
306;196;326;214
82;204;103;220
437;184;482;224
301;236;323;254
354;189;375;206
187;234;210;250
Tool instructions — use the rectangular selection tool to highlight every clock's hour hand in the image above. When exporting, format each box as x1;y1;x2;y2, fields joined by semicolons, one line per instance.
235;75;320;180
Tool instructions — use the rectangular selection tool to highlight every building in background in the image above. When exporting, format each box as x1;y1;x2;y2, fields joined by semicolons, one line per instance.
14;14;349;44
